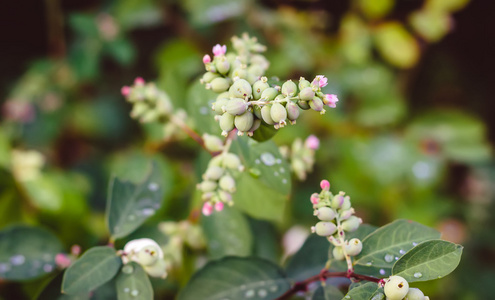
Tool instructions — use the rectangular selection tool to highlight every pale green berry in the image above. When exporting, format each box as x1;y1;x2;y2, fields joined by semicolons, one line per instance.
209;155;223;167
223;153;242;170
210;77;231;93
261;105;275;125
130;102;148;118
281;80;297;97
248;118;261;134
248;64;264;77
331;194;344;209
309;96;324;112
229;79;252;99
404;288;425;300
314;221;337;237
384;276;409;300
203;134;224;152
286;101;300;121
225;98;249;115
341;196;351;210
215;57;230;75
234;111;254;132
202;72;219;83
252;105;262;119
213;98;229;115
260;87;279;101
204;166;224;180
298;77;311;90
143;259;167;278
219;113;235;133
247;73;258;85
332;246;345;261
297;100;311;110
299;87;315;101
316;207;336;221
217;92;230;99
231;67;248;79
219;175;236;192
252;79;270;99
136;245;160;266
344;238;363;256
342;216;362;232
270;102;287;123
140;110;161;123
198;180;217;192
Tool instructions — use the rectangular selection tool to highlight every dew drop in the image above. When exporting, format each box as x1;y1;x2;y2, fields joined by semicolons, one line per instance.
0;263;11;273
274;171;279;176
371;293;384;300
199;106;209;115
148;182;159;191
10;254;25;266
258;289;267;297
379;269;386;275
395;256;399;261
344;296;351;299
244;290;255;298
412;242;418;246
399;249;405;255
413;272;423;278
365;261;373;266
43;264;53;272
140;208;155;216
269;286;278;292
130;289;139;296
384;254;394;263
260;152;276;166
124;288;130;293
282;179;287;184
279;167;285;173
276;159;282;164
122;265;134;274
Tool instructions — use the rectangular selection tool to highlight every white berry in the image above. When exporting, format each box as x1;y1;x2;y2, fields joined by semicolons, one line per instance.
384;275;409;300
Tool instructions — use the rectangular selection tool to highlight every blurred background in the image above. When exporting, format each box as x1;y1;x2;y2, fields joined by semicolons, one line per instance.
1;0;494;299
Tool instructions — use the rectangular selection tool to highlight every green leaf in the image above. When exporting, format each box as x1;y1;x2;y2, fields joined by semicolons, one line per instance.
285;235;328;281
185;80;222;136
62;246;122;295
0;225;63;280
116;262;153;300
312;284;344;300
36;271;90;300
373;22;419;68
392;240;463;282
353;220;440;278
103;38;136;66
178;257;290;300
230;136;291;222
201;206;253;259
106;162;165;239
344;282;383;300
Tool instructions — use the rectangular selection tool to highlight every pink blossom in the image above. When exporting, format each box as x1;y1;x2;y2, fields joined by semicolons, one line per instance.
215;202;224;211
121;86;131;96
55;253;71;268
202;202;213;216
323;94;339;108
320;179;330;190
310;193;320;204
311;75;328;88
134;77;145;86
71;245;81;256
212;44;227;56
203;54;211;64
305;135;320;150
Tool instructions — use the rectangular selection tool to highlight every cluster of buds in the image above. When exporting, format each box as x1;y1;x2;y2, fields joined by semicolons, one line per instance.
201;34;339;137
121;77;173;123
197;135;244;216
310;180;363;269
158;220;205;267
11;149;45;182
121;238;168;278
383;276;430;300
279;135;319;180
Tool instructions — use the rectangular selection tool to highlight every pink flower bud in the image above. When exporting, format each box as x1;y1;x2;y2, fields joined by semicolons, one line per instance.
55;253;71;268
202;202;213;216
320;179;330;190
71;245;81;256
323;94;339;108
121;86;131;96
203;54;211;64
212;44;227;56
305;135;320;150
134;77;145;86
310;193;320;204
215;202;224;211
311;75;328;88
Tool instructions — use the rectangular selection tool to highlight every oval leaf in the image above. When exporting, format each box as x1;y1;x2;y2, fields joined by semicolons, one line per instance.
62;246;122;295
353;219;440;277
106;162;165;239
344;282;383;300
178;257;290;300
392;239;463;282
0;225;63;280
285;235;328;281
116;262;153;300
312;284;344;300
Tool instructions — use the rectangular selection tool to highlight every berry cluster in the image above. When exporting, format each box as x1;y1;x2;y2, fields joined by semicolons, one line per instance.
279;135;320;180
121;238;168;278
310;180;363;268
384;275;430;300
201;34;339;136
158;220;206;267
197;135;244;216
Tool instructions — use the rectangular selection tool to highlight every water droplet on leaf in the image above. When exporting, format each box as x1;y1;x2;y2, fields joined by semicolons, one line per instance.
399;249;405;255
122;265;134;274
384;254;394;263
148;182;159;191
379;269;386;275
413;272;422;278
258;289;267;297
131;289;139;296
244;290;255;298
43;264;53;272
10;255;25;266
260;152;276;166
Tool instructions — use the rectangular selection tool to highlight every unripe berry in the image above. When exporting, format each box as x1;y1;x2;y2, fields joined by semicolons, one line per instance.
202;72;219;83
315;207;336;221
198;180;217;192
247;64;264;77
332;246;345;261
342;216;362;232
219;175;236;192
229;79;252;98
210;77;231;93
297;100;311;110
225;98;248;115
341;196;351;210
212;98;229;115
248;118;261;134
384;276;409;300
234;111;254;132
331;194;344;209
252;105;262;119
260;87;279;101
309;96;324;112
286;101;300;121
261;105;275;125
231;68;248;80
143;259;167;278
136;245;160;266
219;113;235;133
203;134;224;152
299;87;315;101
313;221;337;237
223;153;242;170
215;57;230;75
404;288;425;300
281;80;298;97
204;166;224;180
130;102;148;118
252;78;270;99
270;102;288;123
345;238;363;256
298;77;311;90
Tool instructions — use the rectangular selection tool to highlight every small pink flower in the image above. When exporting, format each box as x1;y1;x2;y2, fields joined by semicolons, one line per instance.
202;202;213;216
320;179;330;190
121;86;131;96
215;202;224;211
310;193;320;204
55;253;71;269
71;245;81;256
203;54;211;64
212;44;227;56
305;135;320;150
311;75;328;88
323;94;339;108
134;77;145;86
